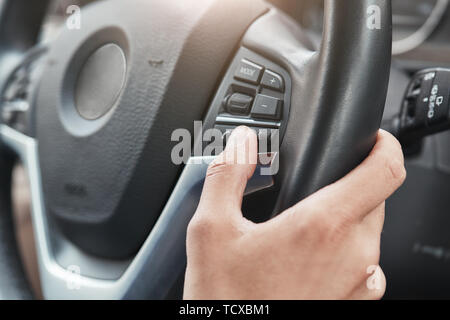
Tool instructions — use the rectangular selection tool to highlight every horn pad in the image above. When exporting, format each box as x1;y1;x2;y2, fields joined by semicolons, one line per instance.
75;43;126;120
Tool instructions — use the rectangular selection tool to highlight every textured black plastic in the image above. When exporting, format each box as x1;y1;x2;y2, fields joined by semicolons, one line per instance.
201;47;292;153
35;0;268;259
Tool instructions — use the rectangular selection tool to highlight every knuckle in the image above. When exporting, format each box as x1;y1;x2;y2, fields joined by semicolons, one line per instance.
301;210;346;242
206;158;233;179
187;216;216;242
381;151;406;187
332;204;357;229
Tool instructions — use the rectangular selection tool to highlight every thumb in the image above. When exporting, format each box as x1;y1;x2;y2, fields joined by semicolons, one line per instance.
196;126;258;218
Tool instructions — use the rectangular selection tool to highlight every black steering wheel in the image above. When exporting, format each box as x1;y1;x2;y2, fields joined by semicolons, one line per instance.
0;0;391;299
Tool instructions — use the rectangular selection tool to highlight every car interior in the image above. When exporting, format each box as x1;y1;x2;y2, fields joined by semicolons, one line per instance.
0;0;449;300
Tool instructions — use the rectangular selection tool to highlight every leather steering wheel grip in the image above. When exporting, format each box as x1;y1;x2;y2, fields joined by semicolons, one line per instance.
264;0;392;213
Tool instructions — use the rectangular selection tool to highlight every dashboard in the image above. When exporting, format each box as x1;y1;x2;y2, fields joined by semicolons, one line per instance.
42;1;450;70
271;0;450;69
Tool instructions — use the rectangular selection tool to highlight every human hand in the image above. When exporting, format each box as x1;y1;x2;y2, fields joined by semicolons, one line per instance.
184;126;405;300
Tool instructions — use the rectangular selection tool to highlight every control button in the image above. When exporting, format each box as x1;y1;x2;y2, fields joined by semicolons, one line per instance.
426;71;450;126
251;94;282;120
226;93;253;115
215;125;275;152
234;59;263;84
406;79;422;99
406;73;434;131
261;69;284;92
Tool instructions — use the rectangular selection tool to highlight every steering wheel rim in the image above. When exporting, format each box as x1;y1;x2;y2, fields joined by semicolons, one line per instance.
0;0;49;299
245;0;393;213
0;0;392;299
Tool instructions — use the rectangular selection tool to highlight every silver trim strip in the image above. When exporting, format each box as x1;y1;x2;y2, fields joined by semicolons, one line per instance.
215;115;281;128
0;124;274;299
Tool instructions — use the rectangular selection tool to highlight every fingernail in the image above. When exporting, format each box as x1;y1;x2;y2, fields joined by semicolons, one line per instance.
226;126;250;150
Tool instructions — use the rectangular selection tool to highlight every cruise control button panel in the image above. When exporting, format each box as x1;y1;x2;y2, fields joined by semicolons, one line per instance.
200;47;292;157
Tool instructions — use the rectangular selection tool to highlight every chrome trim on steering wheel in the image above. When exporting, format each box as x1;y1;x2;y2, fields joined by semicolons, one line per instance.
0;124;274;299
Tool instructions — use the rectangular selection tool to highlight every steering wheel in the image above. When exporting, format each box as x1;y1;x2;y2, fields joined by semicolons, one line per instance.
0;0;391;299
